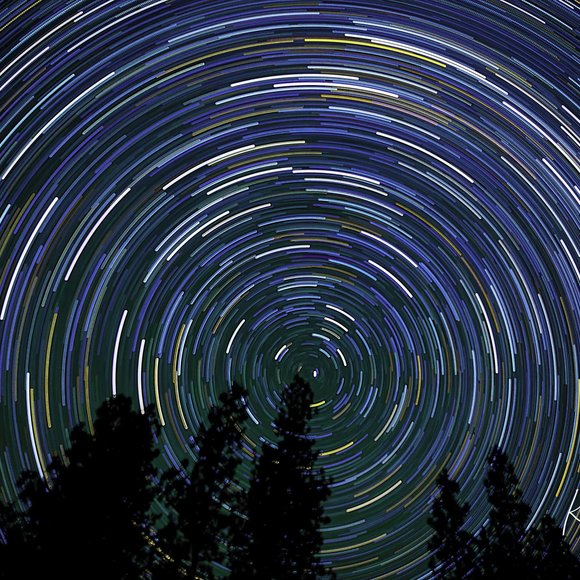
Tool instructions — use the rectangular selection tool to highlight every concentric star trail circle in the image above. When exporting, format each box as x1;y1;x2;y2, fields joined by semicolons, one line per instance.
0;1;578;576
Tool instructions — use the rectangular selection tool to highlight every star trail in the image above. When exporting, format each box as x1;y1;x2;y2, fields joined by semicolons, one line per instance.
0;0;578;577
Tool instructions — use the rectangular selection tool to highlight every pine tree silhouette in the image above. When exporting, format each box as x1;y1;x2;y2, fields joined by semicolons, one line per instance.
230;374;333;579
427;469;480;578
155;382;248;579
0;395;160;580
526;514;580;579
478;446;532;578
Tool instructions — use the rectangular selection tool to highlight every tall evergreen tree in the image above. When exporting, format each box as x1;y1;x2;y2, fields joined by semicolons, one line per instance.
478;445;531;578
427;469;480;578
230;374;332;579
156;382;248;579
526;514;580;579
1;395;160;580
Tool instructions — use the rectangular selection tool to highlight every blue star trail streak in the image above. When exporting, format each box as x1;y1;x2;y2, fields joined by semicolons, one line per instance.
0;0;578;577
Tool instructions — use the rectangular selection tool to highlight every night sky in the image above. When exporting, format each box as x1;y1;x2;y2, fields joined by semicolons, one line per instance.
0;0;578;577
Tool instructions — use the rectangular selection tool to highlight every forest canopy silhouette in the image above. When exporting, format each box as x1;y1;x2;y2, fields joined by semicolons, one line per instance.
0;375;577;579
427;447;580;579
0;375;332;579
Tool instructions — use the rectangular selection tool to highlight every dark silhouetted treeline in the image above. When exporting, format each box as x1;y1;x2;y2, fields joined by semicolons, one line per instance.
428;446;580;579
0;375;332;579
3;376;577;579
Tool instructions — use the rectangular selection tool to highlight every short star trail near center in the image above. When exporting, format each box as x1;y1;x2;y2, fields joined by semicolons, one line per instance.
0;0;578;577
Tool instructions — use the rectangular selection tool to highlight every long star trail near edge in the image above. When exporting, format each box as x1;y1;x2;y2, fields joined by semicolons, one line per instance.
0;1;578;577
